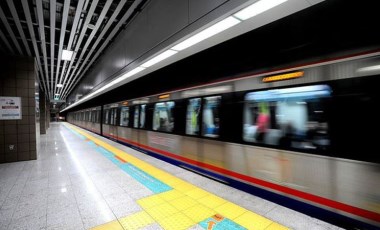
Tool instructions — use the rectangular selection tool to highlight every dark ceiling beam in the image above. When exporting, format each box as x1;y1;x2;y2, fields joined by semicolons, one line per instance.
21;0;48;94
5;17;72;33
50;0;56;97
63;0;144;99
0;28;14;54
62;0;113;98
36;0;51;98
58;0;99;97
6;0;32;56
62;0;127;99
54;0;71;97
57;0;85;99
0;5;23;55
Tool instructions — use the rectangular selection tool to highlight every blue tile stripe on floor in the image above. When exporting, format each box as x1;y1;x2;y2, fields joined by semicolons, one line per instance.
199;217;247;230
65;124;172;194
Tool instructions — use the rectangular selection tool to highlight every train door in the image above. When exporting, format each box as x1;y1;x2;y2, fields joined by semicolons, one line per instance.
100;106;103;136
182;98;202;164
131;106;140;144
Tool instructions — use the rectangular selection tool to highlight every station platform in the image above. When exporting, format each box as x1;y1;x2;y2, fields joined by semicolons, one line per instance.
0;122;342;230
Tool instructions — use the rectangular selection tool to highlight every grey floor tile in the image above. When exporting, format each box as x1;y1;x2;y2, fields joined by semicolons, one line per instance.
7;214;47;230
0;208;15;230
109;201;142;218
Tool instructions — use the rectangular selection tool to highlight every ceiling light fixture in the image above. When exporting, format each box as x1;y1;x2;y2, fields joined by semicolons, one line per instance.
57;84;63;87
62;50;74;61
234;0;288;21
140;50;178;68
61;66;146;112
171;16;241;51
87;23;96;30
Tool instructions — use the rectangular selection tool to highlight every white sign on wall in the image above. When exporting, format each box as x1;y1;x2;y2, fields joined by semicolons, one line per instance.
0;97;22;120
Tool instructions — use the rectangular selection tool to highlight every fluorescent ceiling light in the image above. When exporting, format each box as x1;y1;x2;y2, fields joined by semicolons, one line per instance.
140;50;178;68
55;94;60;96
57;84;63;87
234;0;288;21
117;66;146;82
62;50;74;61
171;16;241;51
65;66;146;110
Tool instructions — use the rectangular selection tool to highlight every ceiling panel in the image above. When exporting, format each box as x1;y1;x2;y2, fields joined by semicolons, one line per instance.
0;0;139;108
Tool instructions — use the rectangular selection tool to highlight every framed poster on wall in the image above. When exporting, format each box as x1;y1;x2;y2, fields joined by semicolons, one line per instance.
0;97;22;120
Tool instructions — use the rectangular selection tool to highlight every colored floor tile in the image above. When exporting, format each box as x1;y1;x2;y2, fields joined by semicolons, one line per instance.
158;212;195;230
159;190;185;201
169;196;198;211
197;194;228;209
199;215;247;230
138;195;166;209
214;202;248;219
185;188;210;200
145;202;179;220
119;211;155;229
174;182;197;192
182;204;217;223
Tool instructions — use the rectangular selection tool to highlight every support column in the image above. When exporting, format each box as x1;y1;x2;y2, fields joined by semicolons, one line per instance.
0;56;37;163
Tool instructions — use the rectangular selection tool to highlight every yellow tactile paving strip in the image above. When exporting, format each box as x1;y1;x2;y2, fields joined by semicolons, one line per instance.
66;124;288;230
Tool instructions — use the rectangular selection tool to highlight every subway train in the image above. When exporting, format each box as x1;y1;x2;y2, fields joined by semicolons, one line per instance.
67;50;380;229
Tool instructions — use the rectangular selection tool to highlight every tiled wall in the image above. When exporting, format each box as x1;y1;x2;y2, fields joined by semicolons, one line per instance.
0;56;37;163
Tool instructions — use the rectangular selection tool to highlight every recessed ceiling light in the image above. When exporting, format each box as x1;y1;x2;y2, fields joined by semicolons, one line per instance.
62;50;74;61
171;16;240;51
87;23;96;30
57;84;63;87
234;0;288;21
140;50;178;68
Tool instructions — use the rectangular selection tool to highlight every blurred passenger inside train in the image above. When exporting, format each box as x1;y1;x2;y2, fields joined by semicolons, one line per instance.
243;85;331;151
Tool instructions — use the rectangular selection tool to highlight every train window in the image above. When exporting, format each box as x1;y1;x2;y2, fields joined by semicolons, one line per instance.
153;101;175;132
140;105;146;128
202;96;221;138
186;98;201;135
134;106;140;128
120;107;129;126
110;109;115;125
110;108;118;125
104;109;109;124
93;111;97;123
243;85;331;150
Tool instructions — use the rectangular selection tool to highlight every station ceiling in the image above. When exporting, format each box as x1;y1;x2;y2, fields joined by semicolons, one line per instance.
0;0;143;103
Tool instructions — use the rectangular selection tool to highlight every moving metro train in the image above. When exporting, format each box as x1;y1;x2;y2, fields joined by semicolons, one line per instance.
67;51;380;229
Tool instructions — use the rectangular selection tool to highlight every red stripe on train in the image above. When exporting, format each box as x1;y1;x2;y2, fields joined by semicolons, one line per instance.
103;132;380;222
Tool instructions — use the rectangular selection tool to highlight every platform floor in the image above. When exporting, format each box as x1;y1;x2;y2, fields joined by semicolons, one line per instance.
0;122;342;230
